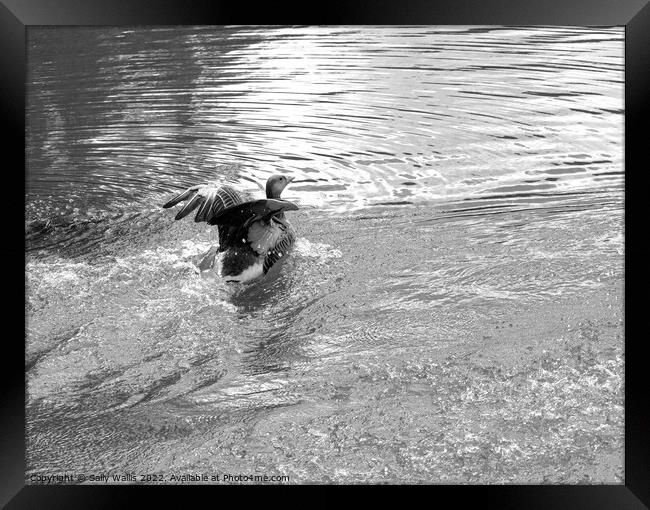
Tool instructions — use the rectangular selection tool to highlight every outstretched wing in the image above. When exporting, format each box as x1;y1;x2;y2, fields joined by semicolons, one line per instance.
163;183;245;223
163;183;299;257
163;182;247;251
207;199;299;227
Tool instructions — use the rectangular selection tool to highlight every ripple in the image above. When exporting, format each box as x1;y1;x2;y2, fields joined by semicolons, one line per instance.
26;27;624;482
27;26;623;225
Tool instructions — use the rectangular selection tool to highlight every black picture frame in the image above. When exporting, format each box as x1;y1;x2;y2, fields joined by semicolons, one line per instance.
6;0;648;507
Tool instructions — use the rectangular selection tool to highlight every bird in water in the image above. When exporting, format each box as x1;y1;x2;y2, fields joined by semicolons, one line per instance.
163;175;298;283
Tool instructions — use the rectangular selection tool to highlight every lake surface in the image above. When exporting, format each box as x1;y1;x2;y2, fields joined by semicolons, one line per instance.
26;26;624;484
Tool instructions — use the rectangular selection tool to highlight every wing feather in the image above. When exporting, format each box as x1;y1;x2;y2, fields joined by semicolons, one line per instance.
263;227;296;274
163;182;298;259
247;220;281;255
163;187;199;208
175;193;203;220
194;188;216;222
207;199;298;227
163;183;245;223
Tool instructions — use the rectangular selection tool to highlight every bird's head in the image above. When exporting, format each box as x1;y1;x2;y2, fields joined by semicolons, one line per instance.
265;174;294;198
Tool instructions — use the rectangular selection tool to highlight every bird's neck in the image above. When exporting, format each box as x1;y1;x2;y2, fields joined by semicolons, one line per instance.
266;187;285;219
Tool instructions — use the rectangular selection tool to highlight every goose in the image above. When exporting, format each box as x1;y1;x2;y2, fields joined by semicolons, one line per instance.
163;175;298;282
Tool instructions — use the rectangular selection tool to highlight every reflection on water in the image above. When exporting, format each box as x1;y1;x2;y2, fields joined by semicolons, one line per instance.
27;25;623;220
26;26;624;484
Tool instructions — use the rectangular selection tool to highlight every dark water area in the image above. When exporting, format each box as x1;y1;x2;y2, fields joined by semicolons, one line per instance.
26;26;624;484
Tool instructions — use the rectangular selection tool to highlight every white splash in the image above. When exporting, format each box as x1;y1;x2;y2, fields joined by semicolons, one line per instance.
180;239;213;258
294;238;342;262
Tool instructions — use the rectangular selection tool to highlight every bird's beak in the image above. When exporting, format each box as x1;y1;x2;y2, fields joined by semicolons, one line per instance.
286;176;295;184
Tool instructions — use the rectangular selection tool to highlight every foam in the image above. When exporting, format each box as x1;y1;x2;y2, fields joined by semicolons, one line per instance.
294;238;342;261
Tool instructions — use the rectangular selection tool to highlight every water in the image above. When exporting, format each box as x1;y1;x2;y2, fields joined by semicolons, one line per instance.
26;26;624;484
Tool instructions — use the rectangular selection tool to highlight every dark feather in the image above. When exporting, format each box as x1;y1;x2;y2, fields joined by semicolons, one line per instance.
207;199;299;227
163;187;198;208
218;224;240;252
175;194;203;220
194;192;215;222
